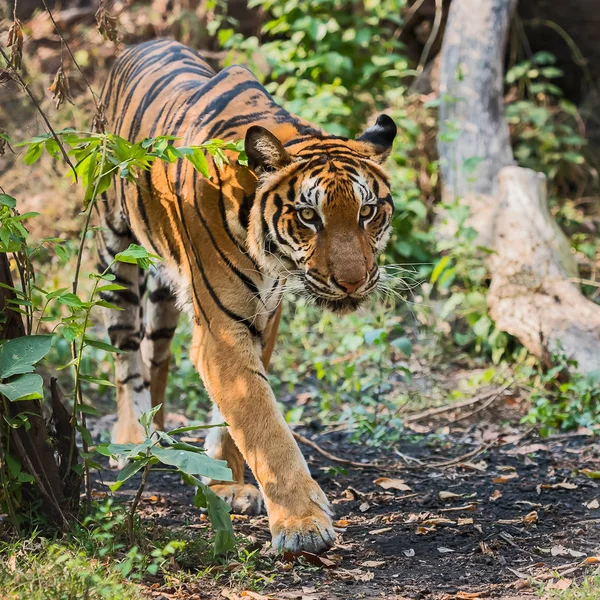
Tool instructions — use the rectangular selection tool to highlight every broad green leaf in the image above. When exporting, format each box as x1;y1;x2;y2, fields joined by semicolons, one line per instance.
98;438;153;459
57;293;85;308
0;194;16;208
110;458;149;492
0;335;53;379
194;479;235;555
391;336;412;358
151;446;232;481
0;373;44;401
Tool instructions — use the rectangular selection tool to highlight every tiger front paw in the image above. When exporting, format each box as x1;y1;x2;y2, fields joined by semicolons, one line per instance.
268;485;335;553
210;483;264;515
271;511;335;553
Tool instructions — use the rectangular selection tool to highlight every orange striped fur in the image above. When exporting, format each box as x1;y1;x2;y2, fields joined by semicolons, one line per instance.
97;39;396;553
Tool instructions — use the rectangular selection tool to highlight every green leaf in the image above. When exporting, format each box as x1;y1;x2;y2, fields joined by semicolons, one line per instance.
57;293;85;308
151;446;232;481
430;255;450;286
191;477;236;555
391;337;412;358
186;148;211;178
0;194;16;208
110;458;149;492
115;244;161;269
0;335;53;379
167;422;227;435
98;439;153;459
23;143;43;165
0;373;44;401
78;374;116;387
83;336;122;354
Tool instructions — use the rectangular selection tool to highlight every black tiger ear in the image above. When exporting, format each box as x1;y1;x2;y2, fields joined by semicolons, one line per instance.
357;114;397;162
245;126;292;174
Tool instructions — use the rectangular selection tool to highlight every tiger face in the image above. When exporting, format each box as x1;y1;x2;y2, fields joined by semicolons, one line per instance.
245;115;397;313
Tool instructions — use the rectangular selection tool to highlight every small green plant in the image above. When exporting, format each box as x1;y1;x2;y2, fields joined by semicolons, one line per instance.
0;129;245;552
0;538;141;600
521;352;600;435
505;51;590;188
223;0;410;136
98;405;236;554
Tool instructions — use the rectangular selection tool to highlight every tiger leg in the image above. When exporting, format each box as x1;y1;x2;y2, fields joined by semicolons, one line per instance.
97;232;151;448
140;269;180;431
202;306;282;516
195;308;334;553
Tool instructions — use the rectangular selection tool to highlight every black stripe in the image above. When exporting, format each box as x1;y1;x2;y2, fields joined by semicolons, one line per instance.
146;327;177;341
118;373;142;384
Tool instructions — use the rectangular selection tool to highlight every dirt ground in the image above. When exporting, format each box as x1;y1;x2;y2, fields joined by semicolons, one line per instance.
93;411;600;600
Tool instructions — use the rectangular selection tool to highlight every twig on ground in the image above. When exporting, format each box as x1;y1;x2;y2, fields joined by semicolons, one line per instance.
291;430;391;471
447;380;514;424
404;387;503;423
421;443;493;469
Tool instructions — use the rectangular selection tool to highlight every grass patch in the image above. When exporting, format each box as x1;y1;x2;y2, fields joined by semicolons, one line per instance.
542;574;600;599
0;540;141;600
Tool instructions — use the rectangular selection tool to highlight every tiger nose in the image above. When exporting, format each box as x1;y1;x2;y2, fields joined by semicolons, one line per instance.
337;276;367;295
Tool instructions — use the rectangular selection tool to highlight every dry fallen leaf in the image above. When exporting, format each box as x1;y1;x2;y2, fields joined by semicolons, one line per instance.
546;578;572;591
541;481;578;490
281;551;338;569
457;461;488;472
334;519;350;527
437;547;455;554
493;472;519;484
586;499;599;510
368;527;392;535
361;560;385;568
479;541;494;556
440;503;477;513
454;592;485;599
359;501;371;512
522;510;538;524
439;491;463;501
423;517;455;526
489;489;503;502
550;545;586;558
416;526;435;535
458;517;474;526
514;443;549;455
374;477;412;492
241;592;271;600
584;556;600;564
403;548;415;557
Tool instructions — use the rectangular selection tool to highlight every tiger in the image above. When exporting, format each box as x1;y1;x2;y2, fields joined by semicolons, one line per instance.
97;38;396;553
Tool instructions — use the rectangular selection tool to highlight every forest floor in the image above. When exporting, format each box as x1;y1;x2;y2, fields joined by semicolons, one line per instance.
92;410;600;600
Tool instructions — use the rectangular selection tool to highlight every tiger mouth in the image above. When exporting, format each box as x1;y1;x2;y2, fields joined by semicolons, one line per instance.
314;296;365;314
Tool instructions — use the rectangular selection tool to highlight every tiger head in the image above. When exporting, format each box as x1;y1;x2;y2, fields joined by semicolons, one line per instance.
245;115;396;314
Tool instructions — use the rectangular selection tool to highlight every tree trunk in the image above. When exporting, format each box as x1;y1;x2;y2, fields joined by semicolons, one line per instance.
437;0;600;374
0;253;76;529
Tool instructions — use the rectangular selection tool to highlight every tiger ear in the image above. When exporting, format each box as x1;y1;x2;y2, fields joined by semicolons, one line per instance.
356;114;397;163
245;126;292;174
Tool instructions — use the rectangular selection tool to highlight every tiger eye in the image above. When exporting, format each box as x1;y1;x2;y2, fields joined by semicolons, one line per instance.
300;207;318;222
360;204;375;219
